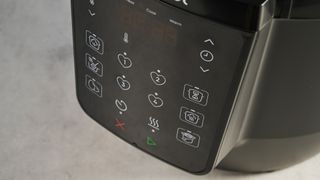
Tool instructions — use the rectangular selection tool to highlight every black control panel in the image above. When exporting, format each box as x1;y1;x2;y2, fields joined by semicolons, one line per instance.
72;0;254;174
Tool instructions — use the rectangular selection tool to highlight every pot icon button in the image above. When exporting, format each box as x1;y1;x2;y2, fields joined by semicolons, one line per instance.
176;128;200;148
150;70;166;86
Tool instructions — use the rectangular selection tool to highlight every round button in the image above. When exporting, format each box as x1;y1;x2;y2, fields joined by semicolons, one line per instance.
115;99;128;112
150;70;167;86
117;52;132;69
116;76;131;91
200;50;214;62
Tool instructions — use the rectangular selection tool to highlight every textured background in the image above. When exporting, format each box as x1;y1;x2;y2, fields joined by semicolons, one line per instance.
0;0;320;179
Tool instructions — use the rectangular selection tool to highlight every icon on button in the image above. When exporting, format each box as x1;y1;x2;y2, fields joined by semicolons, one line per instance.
183;84;209;106
89;0;95;6
115;119;125;131
88;9;96;16
117;52;132;69
123;32;129;44
86;30;104;55
116;75;131;91
179;107;204;128
85;75;103;97
200;50;214;62
115;99;128;114
88;0;96;16
200;66;210;73
148;93;164;108
148;116;160;132
176;128;200;148
150;70;166;86
85;53;103;77
147;137;157;146
204;38;215;46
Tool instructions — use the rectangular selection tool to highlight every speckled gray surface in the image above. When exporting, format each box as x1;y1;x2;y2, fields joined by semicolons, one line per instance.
0;0;320;180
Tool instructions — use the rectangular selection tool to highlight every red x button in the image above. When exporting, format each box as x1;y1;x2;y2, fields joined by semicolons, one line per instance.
115;119;125;131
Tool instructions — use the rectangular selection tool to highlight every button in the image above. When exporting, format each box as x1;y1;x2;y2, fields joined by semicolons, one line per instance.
179;107;204;128
115;119;126;131
125;0;135;5
89;0;95;6
116;75;131;91
85;53;103;77
167;0;189;6
88;0;96;16
148;116;160;132
117;52;132;68
176;128;200;148
148;93;164;108
200;50;214;62
183;84;209;106
85;75;103;97
200;66;210;73
147;137;157;146
115;99;128;113
150;70;166;86
123;32;129;44
86;30;104;55
88;9;96;16
204;38;215;46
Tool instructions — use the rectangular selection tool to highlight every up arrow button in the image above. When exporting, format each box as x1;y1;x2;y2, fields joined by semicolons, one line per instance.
204;39;215;46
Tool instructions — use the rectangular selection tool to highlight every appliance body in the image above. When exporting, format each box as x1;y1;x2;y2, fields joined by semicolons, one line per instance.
71;0;320;174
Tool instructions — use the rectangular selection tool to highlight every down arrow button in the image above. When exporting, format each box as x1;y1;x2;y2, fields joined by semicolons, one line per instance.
200;66;210;73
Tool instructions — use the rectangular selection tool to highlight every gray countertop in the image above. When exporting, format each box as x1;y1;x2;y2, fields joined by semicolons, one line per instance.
1;0;320;179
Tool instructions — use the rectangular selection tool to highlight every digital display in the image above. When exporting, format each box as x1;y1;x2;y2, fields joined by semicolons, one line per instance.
117;4;178;45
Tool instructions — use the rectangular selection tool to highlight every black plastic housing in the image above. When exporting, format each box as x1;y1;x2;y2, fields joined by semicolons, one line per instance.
71;0;320;175
160;0;274;32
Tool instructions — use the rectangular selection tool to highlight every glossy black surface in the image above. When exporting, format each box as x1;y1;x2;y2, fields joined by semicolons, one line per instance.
291;0;320;18
219;19;320;172
160;0;273;31
276;0;320;19
72;0;254;174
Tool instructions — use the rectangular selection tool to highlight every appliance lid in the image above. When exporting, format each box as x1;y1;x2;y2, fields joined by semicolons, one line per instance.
287;0;320;19
159;0;274;32
160;0;320;32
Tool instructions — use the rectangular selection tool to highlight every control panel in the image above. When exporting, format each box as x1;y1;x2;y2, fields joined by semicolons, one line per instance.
72;0;254;174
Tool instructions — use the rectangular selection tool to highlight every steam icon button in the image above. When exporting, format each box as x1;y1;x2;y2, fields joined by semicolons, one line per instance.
85;75;103;97
86;30;104;55
176;128;200;148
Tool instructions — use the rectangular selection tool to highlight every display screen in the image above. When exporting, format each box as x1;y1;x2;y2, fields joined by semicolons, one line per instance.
117;3;178;45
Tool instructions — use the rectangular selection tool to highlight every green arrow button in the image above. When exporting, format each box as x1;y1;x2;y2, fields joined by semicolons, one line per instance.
147;137;157;146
